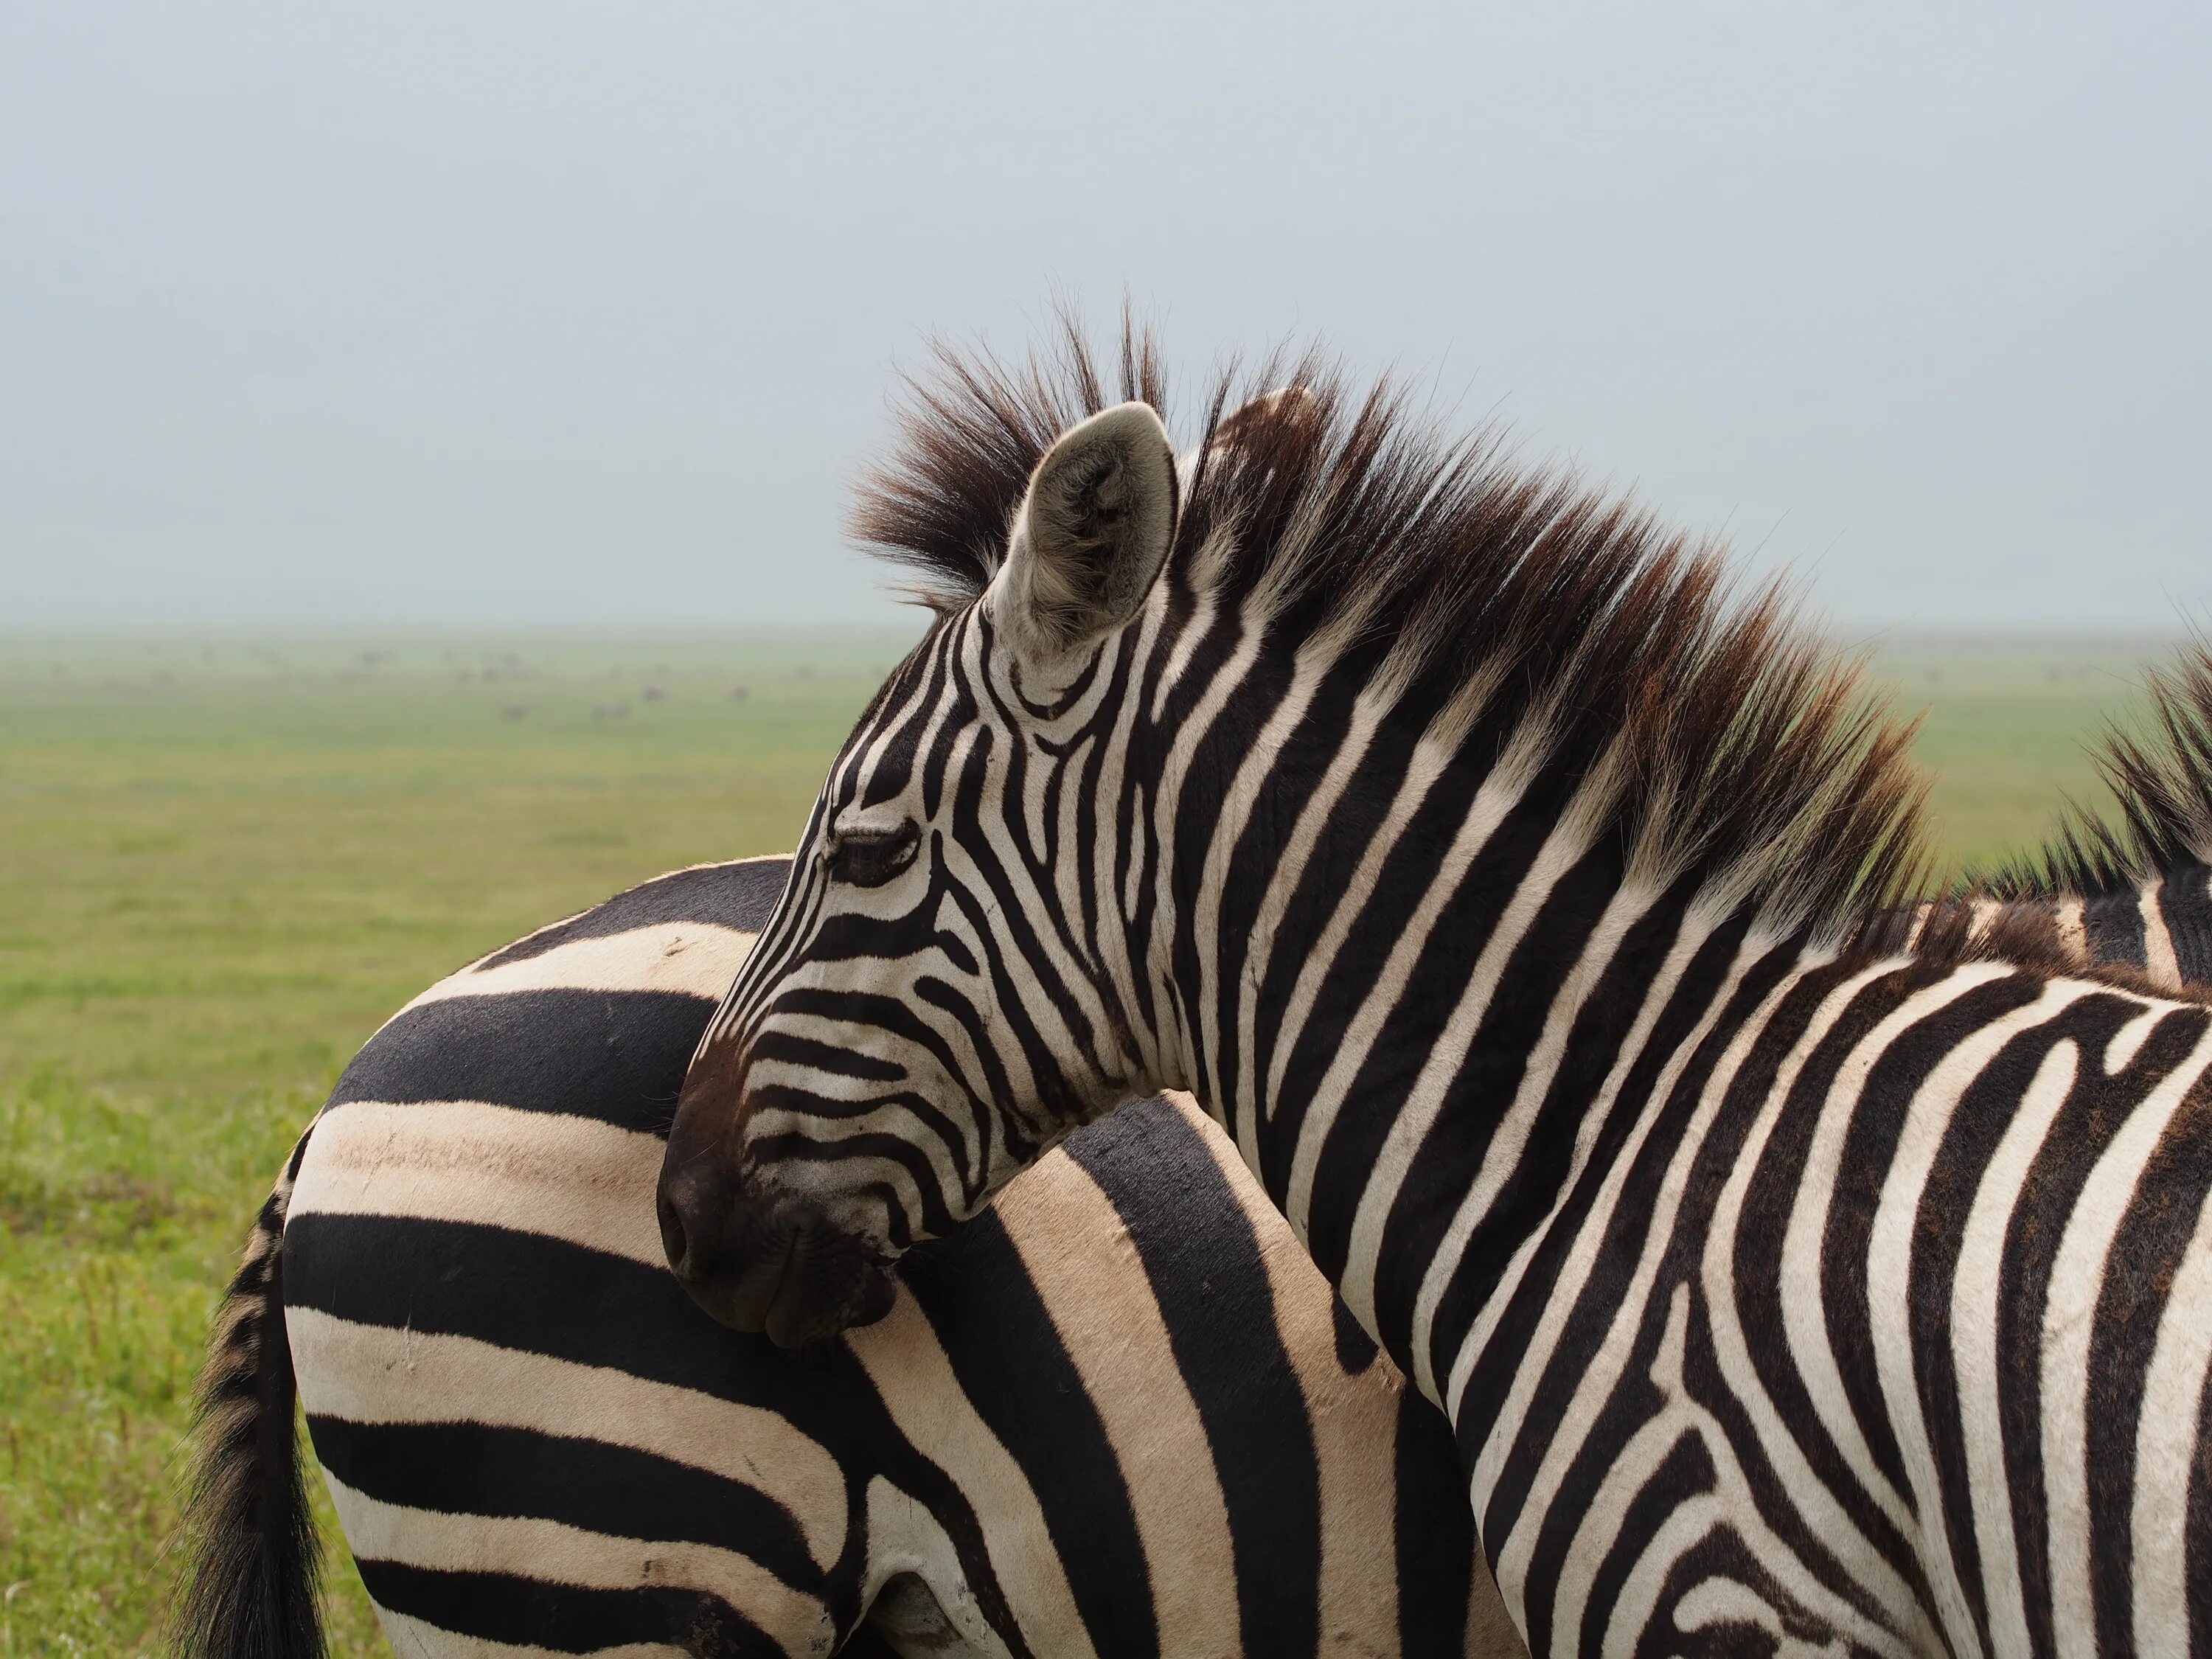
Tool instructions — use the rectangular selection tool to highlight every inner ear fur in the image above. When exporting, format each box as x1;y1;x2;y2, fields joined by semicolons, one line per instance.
1000;402;1178;657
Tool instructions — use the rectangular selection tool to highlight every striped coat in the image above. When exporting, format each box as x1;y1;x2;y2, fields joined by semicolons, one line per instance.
655;333;2212;1658
179;855;1521;1659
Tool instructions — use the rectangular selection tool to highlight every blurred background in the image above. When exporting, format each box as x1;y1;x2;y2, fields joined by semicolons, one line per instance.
2;2;2207;1650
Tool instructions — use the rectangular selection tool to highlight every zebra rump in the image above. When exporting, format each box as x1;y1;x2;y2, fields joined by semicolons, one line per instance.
177;854;1520;1658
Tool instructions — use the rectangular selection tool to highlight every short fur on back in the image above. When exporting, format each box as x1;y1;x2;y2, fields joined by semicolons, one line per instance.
854;313;1933;944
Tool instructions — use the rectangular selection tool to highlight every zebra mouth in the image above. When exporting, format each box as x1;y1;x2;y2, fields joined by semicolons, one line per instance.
658;1172;898;1347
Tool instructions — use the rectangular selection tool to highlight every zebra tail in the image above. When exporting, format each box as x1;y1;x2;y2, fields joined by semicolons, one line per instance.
172;1130;326;1659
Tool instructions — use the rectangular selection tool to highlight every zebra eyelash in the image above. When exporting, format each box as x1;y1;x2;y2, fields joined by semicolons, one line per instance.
827;820;922;888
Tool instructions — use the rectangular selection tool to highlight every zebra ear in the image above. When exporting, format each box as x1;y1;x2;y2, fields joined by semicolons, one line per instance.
995;402;1178;658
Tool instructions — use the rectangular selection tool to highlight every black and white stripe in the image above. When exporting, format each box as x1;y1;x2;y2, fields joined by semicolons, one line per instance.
662;331;2212;1658
178;855;1520;1659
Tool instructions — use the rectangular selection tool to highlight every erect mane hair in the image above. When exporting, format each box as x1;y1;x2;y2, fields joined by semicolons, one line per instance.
1978;641;2212;899
854;316;1933;942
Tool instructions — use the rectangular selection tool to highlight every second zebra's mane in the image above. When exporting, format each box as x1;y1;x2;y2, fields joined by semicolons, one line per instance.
854;316;1932;944
1986;643;2212;898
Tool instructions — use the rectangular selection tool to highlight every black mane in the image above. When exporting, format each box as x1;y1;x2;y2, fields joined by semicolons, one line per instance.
853;315;1933;941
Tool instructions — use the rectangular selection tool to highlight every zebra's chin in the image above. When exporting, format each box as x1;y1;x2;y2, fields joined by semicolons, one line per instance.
657;1158;898;1346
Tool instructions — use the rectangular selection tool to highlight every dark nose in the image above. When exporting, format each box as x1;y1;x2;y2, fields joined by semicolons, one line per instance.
654;1161;714;1283
655;1142;897;1347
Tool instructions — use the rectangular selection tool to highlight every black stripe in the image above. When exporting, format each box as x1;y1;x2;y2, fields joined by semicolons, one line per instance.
2159;863;2212;987
1304;773;1573;1298
2084;1062;2212;1655
307;1416;818;1593
355;1557;787;1657
285;1211;882;1417
1901;1006;2099;1655
1716;962;1960;1609
1821;971;2043;1521
1334;1297;1381;1375
326;988;710;1129
1994;1001;2210;1658
1203;650;1364;1141
1244;677;1426;1119
1576;1412;1714;1655
1374;836;1626;1368
2082;886;2149;970
475;858;794;967
1066;1096;1324;1659
1457;917;1772;1546
1423;875;1700;1395
897;1204;1160;1659
1252;703;1492;1208
1392;1388;1476;1659
286;1209;1035;1653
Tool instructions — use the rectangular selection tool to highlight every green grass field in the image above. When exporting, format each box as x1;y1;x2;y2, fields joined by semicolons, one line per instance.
0;628;2183;1653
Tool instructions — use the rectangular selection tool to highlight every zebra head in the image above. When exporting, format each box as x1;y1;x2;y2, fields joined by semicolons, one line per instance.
660;399;1188;1344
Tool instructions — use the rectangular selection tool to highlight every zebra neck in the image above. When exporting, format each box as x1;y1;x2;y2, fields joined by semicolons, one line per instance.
1158;700;1826;1411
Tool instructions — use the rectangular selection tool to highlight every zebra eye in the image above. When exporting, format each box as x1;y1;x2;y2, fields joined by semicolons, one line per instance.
828;821;921;888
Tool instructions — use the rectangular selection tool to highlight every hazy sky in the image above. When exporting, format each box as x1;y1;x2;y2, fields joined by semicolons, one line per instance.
4;2;2206;631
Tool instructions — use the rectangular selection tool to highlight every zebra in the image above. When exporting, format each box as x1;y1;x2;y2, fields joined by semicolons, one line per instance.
169;844;2202;1659
175;855;1526;1659
655;327;2212;1657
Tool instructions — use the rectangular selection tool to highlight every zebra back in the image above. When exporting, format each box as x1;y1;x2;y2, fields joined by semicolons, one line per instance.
276;855;1518;1657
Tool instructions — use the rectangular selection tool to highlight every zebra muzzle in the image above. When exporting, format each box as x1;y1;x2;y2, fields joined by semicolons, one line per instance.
657;1157;897;1347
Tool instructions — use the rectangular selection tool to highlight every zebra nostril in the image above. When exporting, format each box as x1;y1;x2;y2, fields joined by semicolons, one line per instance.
656;1190;693;1279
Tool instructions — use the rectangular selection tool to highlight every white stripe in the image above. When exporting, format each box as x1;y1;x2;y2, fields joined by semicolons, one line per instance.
2054;897;2088;970
840;1261;1101;1659
1775;964;2000;1555
285;1309;849;1570
291;1100;666;1265
2140;881;2183;992
2041;1020;2212;1649
1444;912;1737;1426
324;1470;830;1653
1865;979;2078;1659
1482;942;1802;1626
1149;600;1270;1091
1406;877;1658;1402
2130;1172;2212;1656
1233;680;1394;1154
404;924;760;1010
1952;1037;2079;1659
1580;1287;1912;1659
1285;720;1548;1249
995;1135;1241;1658
1337;794;1596;1343
1262;720;1458;1123
1705;965;1978;1650
1193;647;1329;1166
2098;991;2163;1072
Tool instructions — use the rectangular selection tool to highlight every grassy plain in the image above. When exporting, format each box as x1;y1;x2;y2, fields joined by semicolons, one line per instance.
0;628;2183;1652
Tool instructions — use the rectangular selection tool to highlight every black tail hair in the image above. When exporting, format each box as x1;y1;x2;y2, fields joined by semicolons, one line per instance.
171;1130;326;1659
